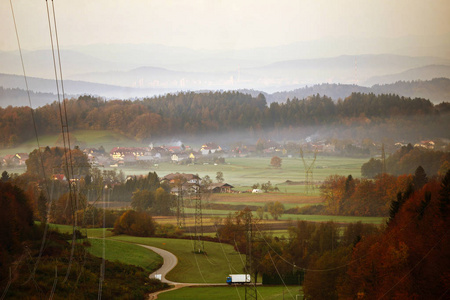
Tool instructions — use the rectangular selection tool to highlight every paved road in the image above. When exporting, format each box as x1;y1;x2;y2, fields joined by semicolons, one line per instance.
139;244;229;299
139;244;179;284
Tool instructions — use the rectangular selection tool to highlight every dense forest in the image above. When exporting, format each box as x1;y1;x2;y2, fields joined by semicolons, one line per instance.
219;171;450;299
0;91;449;147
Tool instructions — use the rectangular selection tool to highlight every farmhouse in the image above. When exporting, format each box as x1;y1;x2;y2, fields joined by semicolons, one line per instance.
209;183;234;193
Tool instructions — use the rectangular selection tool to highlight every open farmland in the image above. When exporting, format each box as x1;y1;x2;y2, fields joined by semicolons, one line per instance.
117;156;368;192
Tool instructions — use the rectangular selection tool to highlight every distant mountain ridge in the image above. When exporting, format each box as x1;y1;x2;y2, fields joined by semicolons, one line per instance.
2;46;450;92
365;65;450;85
0;73;178;106
259;78;450;104
1;74;448;107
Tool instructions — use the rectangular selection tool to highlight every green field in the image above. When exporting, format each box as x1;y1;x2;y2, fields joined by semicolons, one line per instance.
108;235;247;283
118;156;367;191
86;238;162;272
157;286;303;300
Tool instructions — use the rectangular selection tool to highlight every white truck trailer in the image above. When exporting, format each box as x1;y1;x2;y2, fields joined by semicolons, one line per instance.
226;274;251;285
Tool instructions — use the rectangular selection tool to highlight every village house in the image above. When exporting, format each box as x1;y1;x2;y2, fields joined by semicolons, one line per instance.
209;183;234;193
200;142;222;155
110;147;149;161
161;173;201;185
14;153;29;165
415;140;435;150
2;154;19;167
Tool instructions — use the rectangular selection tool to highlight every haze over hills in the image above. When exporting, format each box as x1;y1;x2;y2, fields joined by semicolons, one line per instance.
364;65;450;85
0;73;176;106
1;34;450;91
1;75;449;108
1;37;450;104
5;52;446;93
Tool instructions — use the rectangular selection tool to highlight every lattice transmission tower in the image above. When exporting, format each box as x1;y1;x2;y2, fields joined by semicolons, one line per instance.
193;183;205;253
244;211;257;300
173;175;187;229
300;147;318;195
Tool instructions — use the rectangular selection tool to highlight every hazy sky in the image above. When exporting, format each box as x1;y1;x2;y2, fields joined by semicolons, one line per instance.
1;0;449;51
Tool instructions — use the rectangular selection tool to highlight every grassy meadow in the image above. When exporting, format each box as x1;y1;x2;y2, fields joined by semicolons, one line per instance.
86;238;162;272
108;235;247;283
157;286;303;300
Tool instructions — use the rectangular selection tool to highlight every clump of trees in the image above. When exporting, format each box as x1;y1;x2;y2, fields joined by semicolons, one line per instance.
26;146;90;178
362;144;450;178
252;181;280;193
113;210;156;237
317;173;412;216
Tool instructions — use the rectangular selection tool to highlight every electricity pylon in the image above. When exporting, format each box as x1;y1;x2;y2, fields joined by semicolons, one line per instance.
193;183;204;253
245;211;257;300
300;147;318;195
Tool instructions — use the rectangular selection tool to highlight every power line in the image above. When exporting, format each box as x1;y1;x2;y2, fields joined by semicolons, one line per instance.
9;0;59;289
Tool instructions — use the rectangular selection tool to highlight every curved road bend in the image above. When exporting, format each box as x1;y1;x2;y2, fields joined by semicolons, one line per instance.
139;244;228;299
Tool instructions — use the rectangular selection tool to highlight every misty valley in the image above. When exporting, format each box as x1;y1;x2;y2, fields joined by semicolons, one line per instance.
1;1;450;299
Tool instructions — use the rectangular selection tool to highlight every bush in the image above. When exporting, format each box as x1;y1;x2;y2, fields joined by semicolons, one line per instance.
113;210;156;237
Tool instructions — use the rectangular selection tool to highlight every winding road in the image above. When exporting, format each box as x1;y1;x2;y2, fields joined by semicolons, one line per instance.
140;244;227;299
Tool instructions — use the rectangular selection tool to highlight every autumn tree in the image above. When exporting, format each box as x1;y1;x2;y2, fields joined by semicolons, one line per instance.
113;210;156;237
261;181;274;193
413;165;428;190
131;189;154;212
361;158;383;178
0;182;34;279
37;190;48;224
152;187;174;216
266;201;285;220
215;171;224;183
270;156;282;168
1;171;10;182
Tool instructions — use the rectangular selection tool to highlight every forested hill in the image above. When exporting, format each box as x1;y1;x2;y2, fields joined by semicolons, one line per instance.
266;78;450;104
0;91;449;147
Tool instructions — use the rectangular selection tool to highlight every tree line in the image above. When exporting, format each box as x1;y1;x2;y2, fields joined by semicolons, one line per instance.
0;91;449;147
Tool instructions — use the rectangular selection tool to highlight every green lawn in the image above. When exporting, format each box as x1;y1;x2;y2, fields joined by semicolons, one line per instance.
157;286;303;300
108;235;247;283
86;238;162;273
